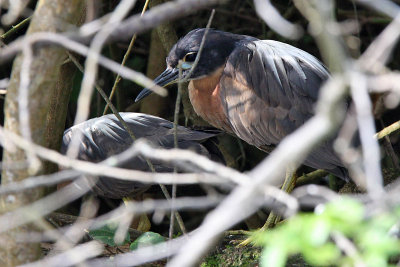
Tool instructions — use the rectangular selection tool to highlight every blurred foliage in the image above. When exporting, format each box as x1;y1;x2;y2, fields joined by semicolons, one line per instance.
253;198;400;267
88;225;166;252
88;223;131;246
129;231;166;250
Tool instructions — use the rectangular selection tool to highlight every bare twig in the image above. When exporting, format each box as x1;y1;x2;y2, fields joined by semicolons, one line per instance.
375;120;400;139
134;140;250;185
19;241;103;267
1;0;30;25
0;78;9;89
180;9;215;83
0;177;91;234
0;33;167;96
68;0;139;158
358;12;400;72
331;231;366;267
0;170;80;195
355;0;400;20
350;71;384;197
67;52;186;234
0;16;31;40
253;0;303;39
18;43;41;174
103;0;150;115
78;0;227;42
169;9;216;237
0;125;227;185
167;1;351;261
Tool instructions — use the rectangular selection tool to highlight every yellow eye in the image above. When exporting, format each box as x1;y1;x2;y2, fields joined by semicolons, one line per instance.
183;52;197;62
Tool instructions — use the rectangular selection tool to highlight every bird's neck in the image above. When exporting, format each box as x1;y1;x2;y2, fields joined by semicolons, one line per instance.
188;67;232;132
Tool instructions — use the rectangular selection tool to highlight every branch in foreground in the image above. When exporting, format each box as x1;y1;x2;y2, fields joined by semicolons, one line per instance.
79;0;228;43
19;241;103;267
134;140;250;185
0;32;167;97
0;125;226;185
0;169;80;195
167;75;347;267
0;177;91;234
69;0;139;158
253;0;303;39
375;120;400;139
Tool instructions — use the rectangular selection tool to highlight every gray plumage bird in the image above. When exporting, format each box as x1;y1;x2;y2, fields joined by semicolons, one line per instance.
136;29;348;180
61;112;222;199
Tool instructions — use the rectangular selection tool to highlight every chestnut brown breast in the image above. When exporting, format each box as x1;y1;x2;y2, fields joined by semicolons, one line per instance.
188;67;232;133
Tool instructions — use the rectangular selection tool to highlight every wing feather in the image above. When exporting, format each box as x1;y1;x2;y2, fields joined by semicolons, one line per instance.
221;40;347;178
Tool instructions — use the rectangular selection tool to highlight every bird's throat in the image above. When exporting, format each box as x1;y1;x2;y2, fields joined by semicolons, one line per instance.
188;67;232;132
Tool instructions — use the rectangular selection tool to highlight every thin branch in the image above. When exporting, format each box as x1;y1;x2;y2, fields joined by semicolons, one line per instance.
358;11;400;72
167;65;347;267
0;125;227;185
134;140;251;185
18;43;41;174
0;169;80;195
0;177;91;234
66;52;140;143
0;16;31;40
68;0;139;158
180;9;215;83
66;53;186;234
355;0;400;20
78;0;227;43
103;0;150;115
253;0;303;39
19;241;103;267
331;231;366;267
375;120;400;139
350;71;384;197
0;32;167;96
1;0;30;25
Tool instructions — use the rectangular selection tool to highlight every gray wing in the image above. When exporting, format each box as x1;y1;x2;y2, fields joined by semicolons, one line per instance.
220;40;348;179
61;112;219;164
61;112;221;198
221;40;329;147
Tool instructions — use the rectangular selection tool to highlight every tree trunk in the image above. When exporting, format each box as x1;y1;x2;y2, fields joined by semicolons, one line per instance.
151;0;208;125
0;0;85;265
140;29;170;116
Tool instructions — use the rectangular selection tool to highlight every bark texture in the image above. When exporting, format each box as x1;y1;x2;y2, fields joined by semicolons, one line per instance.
140;29;170;116
0;0;85;265
142;0;209;126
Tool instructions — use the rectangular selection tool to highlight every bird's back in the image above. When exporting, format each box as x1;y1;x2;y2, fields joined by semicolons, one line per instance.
218;38;348;179
61;113;222;198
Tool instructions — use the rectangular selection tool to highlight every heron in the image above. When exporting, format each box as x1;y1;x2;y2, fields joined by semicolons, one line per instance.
61;112;222;199
136;28;348;181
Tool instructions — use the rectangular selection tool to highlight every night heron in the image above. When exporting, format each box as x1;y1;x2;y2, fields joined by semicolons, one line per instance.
136;29;348;179
136;28;348;180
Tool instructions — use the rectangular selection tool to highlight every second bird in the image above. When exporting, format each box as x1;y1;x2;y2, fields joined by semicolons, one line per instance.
136;29;348;180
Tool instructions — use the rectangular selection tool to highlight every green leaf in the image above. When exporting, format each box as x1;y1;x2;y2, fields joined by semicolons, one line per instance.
323;198;364;234
88;224;130;247
130;231;166;251
302;217;330;246
302;243;340;266
260;244;287;267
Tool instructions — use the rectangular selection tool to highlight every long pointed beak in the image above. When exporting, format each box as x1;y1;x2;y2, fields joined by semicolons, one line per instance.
135;68;179;102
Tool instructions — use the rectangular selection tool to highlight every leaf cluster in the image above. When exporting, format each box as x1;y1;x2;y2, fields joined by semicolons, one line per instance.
89;223;166;251
253;199;400;267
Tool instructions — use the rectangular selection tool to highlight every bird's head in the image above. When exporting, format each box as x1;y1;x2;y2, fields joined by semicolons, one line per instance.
135;28;254;102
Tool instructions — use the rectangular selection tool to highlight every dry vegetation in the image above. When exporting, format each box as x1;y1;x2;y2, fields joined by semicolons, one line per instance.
0;0;400;266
